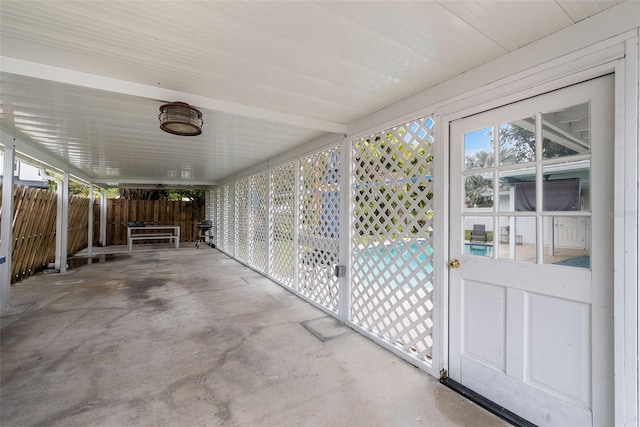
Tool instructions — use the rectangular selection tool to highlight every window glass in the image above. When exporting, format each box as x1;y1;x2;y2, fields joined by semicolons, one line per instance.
499;118;535;165
464;127;493;170
542;161;589;211
498;216;536;263
542;102;589;160
463;216;493;258
464;174;494;211
498;167;536;212
543;216;590;269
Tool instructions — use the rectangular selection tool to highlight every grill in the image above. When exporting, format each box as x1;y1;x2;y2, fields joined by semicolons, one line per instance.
197;220;212;229
196;220;214;248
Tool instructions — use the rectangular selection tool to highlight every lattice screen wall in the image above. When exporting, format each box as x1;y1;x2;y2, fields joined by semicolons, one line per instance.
209;117;437;373
222;183;235;255
235;178;249;262
221;185;227;252
249;172;268;272
298;146;341;313
351;116;436;363
206;187;218;247
270;162;295;287
216;187;224;251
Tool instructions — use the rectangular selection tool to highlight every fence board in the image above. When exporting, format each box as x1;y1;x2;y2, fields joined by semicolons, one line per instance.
1;187;204;283
105;199;203;245
0;185;95;283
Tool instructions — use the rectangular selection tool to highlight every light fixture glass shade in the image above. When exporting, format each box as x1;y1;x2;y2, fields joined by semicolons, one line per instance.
159;102;203;136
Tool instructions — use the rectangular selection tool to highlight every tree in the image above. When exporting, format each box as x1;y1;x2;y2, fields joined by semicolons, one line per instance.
464;123;578;207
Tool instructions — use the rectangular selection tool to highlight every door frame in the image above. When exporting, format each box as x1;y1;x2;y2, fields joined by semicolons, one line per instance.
434;35;638;425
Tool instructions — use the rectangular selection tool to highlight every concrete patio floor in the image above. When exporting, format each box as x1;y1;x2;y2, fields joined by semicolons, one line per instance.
1;246;507;427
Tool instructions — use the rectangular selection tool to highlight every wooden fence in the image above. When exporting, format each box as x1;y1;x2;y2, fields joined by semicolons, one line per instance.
0;187;204;284
106;199;204;245
0;185;95;283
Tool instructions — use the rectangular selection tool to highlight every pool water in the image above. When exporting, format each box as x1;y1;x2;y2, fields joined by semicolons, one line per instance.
464;243;493;257
354;241;434;291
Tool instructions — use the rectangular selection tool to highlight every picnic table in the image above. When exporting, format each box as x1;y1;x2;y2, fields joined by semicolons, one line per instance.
127;225;180;251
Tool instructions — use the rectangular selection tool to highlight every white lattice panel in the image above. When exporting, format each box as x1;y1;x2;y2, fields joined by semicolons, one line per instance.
207;187;217;247
298;146;341;312
270;162;295;287
249;172;268;272
223;183;235;254
218;186;226;252
351;116;436;362
235;178;249;262
216;185;226;250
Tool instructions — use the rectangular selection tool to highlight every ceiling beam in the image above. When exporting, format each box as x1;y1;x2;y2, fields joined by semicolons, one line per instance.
0;130;95;184
95;179;214;189
1;56;347;134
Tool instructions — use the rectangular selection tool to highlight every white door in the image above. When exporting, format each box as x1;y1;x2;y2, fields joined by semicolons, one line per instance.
556;216;586;249
448;76;614;426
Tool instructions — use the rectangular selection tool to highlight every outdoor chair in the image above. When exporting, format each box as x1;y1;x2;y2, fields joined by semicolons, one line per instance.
469;224;487;242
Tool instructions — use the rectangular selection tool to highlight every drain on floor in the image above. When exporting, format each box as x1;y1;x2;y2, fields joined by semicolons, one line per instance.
301;316;353;342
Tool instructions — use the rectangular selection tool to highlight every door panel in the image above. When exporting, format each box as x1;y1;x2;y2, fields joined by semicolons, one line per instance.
463;280;506;370
449;75;614;426
526;292;591;405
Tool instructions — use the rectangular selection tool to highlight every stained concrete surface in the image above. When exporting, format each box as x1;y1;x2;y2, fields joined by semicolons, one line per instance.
1;247;507;427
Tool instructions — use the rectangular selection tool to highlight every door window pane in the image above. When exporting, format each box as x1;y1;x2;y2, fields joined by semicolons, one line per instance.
499;117;535;165
543;216;590;269
464;174;494;211
463;216;493;257
542;102;590;159
498;216;536;263
464;127;493;170
498;167;536;212
542;161;590;211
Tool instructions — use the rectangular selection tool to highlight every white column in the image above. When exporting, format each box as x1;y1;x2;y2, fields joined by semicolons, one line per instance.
338;136;351;321
49;176;64;271
100;188;107;246
87;185;94;257
293;160;300;294
60;171;69;273
265;168;271;277
1;146;15;309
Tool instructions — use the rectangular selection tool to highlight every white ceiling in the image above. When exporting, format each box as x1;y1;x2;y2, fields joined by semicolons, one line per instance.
0;0;624;187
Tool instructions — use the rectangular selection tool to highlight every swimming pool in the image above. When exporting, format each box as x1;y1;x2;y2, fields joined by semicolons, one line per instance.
464;243;493;257
353;241;434;291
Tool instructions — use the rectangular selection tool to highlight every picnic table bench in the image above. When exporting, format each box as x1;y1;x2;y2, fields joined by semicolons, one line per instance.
127;225;181;251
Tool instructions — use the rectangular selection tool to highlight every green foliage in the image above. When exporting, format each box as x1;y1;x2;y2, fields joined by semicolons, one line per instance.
464;124;579;208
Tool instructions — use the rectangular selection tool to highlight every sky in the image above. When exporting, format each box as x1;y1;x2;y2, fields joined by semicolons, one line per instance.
464;127;493;156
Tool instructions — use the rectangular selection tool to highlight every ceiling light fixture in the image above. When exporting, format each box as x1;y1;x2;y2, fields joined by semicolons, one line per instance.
158;102;203;136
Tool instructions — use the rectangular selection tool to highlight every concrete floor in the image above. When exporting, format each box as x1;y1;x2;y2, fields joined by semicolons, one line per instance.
1;247;507;427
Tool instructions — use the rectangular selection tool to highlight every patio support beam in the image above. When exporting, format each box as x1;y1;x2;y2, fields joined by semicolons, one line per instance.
60;172;69;273
87;185;94;257
1;145;15;309
265;171;271;278
338;136;351;321
48;176;64;271
100;188;107;246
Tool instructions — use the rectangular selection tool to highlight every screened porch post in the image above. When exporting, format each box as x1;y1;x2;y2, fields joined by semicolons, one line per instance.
48;176;64;271
87;185;93;257
59;171;69;273
0;146;15;309
100;188;107;246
